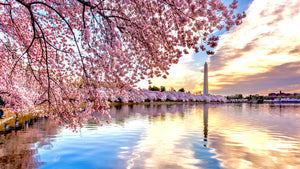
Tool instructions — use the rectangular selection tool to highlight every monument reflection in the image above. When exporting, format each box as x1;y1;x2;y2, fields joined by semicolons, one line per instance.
113;104;215;169
112;103;300;169
1;103;300;169
203;104;208;145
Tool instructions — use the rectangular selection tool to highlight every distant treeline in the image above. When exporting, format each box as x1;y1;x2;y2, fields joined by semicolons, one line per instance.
148;86;185;93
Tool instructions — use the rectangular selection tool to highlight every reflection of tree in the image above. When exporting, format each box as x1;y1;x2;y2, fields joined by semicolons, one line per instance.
104;104;195;126
0;119;58;168
80;103;198;129
34;119;59;150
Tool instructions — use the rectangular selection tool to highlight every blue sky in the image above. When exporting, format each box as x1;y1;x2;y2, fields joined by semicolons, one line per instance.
145;0;300;96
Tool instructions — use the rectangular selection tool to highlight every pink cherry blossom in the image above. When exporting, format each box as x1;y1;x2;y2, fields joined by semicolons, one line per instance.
0;0;242;129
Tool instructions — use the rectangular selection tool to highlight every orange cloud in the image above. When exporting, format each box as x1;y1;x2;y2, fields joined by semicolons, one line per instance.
208;0;300;95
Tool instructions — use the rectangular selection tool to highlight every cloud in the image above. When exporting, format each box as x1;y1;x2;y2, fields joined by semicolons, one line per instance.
209;0;300;95
212;61;300;95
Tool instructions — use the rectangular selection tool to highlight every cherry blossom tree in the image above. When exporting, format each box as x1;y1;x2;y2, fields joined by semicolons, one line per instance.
0;0;244;128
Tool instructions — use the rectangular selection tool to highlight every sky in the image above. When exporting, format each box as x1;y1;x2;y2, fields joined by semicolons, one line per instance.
139;0;300;96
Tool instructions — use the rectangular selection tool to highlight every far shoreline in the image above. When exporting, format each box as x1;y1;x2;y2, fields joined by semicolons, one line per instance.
2;101;300;132
109;101;300;107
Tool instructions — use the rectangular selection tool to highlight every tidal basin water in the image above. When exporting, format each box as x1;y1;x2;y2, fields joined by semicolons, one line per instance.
1;103;300;169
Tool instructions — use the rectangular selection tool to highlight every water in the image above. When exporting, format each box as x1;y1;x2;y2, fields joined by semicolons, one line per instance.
1;103;300;169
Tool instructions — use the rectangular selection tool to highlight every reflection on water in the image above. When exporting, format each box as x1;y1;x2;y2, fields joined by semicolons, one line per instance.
203;104;208;145
208;104;300;169
1;103;300;169
117;104;207;169
0;119;58;168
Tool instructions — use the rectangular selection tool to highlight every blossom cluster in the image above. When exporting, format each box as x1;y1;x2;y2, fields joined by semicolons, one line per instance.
107;89;227;103
0;0;244;128
265;98;300;103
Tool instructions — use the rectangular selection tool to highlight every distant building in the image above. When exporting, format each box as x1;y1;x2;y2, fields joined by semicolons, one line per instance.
268;91;300;99
203;62;208;95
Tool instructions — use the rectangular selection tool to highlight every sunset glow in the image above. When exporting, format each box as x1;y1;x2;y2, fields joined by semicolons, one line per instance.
147;0;300;96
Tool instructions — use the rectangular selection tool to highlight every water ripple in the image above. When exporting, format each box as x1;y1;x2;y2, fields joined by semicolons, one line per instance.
1;103;300;169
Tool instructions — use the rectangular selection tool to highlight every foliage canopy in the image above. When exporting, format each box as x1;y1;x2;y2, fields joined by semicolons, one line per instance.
0;0;244;128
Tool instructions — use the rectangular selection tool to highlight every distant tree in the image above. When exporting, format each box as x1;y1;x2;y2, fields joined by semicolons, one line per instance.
169;87;176;92
178;88;185;92
148;86;160;91
233;94;243;99
245;95;251;101
153;86;160;91
160;86;166;92
248;94;260;100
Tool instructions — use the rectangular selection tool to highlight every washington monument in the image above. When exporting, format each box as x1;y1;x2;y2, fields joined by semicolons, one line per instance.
203;62;208;95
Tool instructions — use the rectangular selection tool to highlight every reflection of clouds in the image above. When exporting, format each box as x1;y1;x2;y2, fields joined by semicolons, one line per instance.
126;116;200;169
105;103;300;168
211;129;300;169
114;104;205;169
53;154;61;163
207;104;300;169
209;0;300;95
